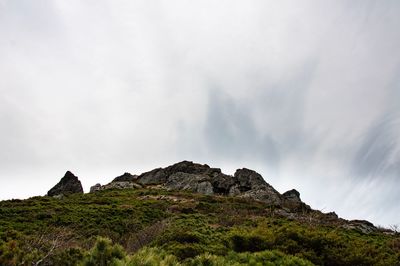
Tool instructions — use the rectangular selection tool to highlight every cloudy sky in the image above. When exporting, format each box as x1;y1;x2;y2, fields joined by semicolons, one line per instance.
1;0;399;226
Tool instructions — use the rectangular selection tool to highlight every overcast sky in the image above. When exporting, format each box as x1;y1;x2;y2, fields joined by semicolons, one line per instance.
1;0;399;226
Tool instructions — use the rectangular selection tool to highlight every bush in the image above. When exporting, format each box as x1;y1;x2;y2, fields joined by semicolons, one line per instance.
187;250;313;266
126;247;180;266
80;237;125;266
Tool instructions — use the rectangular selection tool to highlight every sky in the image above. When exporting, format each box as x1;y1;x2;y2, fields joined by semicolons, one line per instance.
0;0;399;226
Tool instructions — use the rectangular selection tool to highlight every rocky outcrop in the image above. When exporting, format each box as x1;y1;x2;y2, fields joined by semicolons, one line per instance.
83;160;379;234
90;181;142;192
90;183;102;193
166;172;214;195
90;173;142;192
231;168;282;204
282;189;301;202
135;161;282;205
282;189;311;212
137;168;168;185
47;171;83;197
112;172;137;182
342;220;378;234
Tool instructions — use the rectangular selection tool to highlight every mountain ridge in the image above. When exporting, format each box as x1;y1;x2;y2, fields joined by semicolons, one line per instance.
48;160;378;235
1;162;399;265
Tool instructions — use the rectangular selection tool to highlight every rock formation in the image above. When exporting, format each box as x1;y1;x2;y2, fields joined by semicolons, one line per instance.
90;173;142;193
134;161;284;205
48;161;378;234
47;171;83;197
112;172;137;182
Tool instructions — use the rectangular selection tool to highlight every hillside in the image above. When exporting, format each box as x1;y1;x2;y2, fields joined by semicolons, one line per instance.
0;161;399;265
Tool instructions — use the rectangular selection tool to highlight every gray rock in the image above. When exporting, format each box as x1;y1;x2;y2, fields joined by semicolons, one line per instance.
90;181;142;192
211;173;236;194
234;168;269;190
343;220;377;234
282;189;301;202
136;161;283;205
112;172;137;182
47;171;83;197
137;168;167;185
240;187;282;205
165;161;221;177
165;172;213;195
197;181;214;195
233;168;282;205
228;185;241;196
90;183;102;193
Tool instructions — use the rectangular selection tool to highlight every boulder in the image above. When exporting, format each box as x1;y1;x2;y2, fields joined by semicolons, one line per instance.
137;168;167;185
47;171;83;197
234;168;270;190
90;181;142;192
90;183;102;193
343;220;377;234
165;172;213;195
282;189;301;202
210;173;236;194
282;189;311;212
233;168;282;205
165;161;221;177
240;187;282;205
112;172;137;182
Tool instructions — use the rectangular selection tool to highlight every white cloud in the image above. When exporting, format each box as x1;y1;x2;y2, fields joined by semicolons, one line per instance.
0;0;399;226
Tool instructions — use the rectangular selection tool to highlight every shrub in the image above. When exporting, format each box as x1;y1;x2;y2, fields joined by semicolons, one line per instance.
126;247;180;266
80;237;125;266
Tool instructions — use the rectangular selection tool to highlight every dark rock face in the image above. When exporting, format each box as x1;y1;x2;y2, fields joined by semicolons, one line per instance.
90;183;102;193
135;161;282;205
232;168;282;204
137;168;168;185
283;189;301;202
282;189;311;212
234;168;268;191
47;171;83;197
112;172;137;182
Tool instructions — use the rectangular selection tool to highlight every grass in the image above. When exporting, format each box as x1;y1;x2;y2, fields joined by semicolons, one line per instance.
0;188;399;265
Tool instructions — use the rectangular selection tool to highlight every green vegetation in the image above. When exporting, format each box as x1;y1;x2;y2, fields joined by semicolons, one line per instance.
0;188;399;265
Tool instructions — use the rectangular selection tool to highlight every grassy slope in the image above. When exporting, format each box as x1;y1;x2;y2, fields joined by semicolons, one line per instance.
0;188;399;265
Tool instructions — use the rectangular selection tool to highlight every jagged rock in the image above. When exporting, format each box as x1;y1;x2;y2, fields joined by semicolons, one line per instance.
234;168;269;190
90;181;142;192
211;173;236;194
137;168;167;185
240;188;282;205
112;172;137;182
343;220;377;234
137;161;221;186
166;172;213;195
165;161;221;177
325;211;339;220
47;171;83;197
90;183;102;193
102;181;142;190
283;189;301;202
136;161;283;205
233;168;282;205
